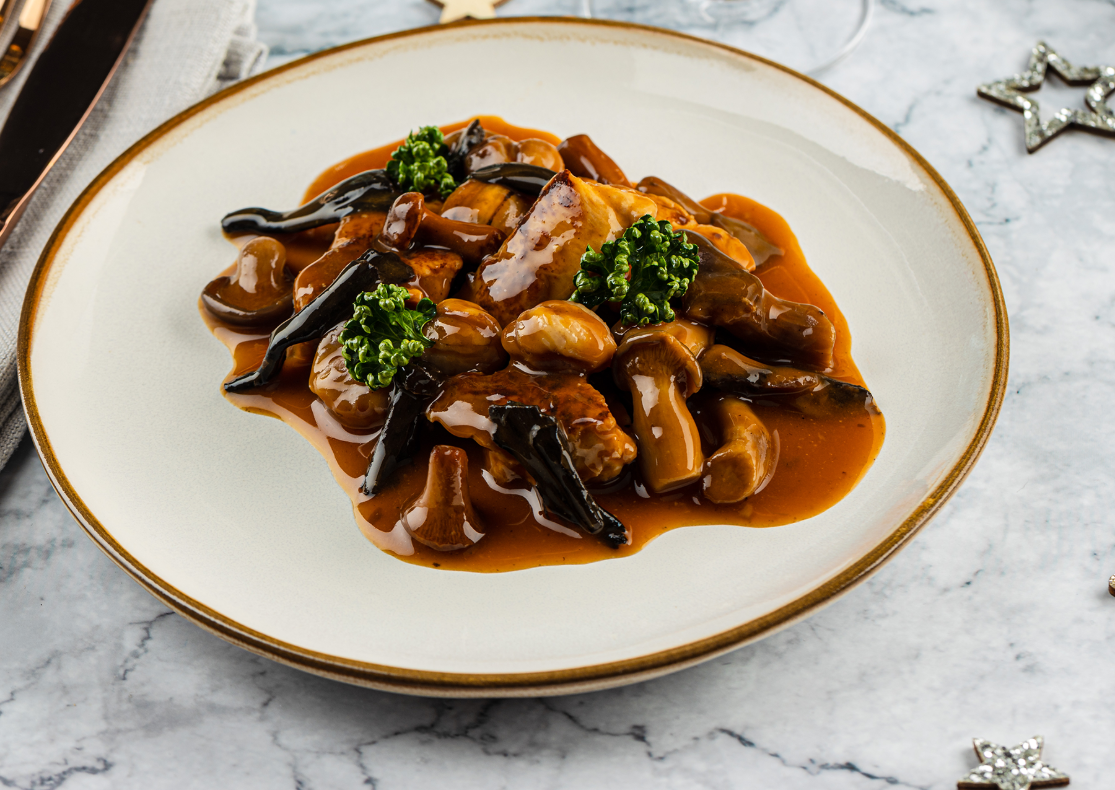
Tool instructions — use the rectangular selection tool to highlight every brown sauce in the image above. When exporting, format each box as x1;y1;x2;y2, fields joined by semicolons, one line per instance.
205;118;885;573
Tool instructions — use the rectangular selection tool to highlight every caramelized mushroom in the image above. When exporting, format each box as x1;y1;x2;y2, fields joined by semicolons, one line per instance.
515;138;564;171
377;191;504;265
440;179;533;237
637;176;783;266
464;133;564;174
682;231;835;370
424;299;507;377
501;301;616;373
613;326;705;493
401;446;485;551
557;134;631;186
309;324;390;430
202;237;293;326
699;393;773;504
614;317;713;360
700;344;879;418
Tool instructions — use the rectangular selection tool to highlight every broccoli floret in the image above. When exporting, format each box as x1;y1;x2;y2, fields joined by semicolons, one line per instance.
570;214;700;326
386;126;457;199
340;284;436;388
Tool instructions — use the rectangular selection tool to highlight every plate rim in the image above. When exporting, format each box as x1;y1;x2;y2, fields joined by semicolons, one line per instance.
17;16;1009;697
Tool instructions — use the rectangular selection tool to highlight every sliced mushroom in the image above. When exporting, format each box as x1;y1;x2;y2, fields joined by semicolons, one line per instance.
682;231;835;371
202;237;293;326
700;344;879;418
699;393;773;504
637;176;783;266
309;324;391;430
401;446;485;552
424;299;507;377
224;249;414;393
557;134;631;186
613;326;705;493
501;301;616;374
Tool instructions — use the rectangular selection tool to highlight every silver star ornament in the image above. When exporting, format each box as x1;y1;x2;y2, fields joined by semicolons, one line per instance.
957;736;1069;790
977;41;1115;152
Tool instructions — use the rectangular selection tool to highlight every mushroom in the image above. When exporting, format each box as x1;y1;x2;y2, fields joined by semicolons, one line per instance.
557;134;631;186
401;445;486;552
464;133;564;174
224;249;414;393
309;324;391;430
202;237;293;326
440;178;534;237
612;325;705;493
467;162;559;197
424;299;507;377
699;394;773;504
489;403;626;547
376;191;505;265
221;168;398;234
637;175;783;266
501;301;616;374
682;231;835;371
699;344;879;419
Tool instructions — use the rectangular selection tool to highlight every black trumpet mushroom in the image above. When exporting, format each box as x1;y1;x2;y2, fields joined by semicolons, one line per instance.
489;403;627;548
362;364;441;495
223;249;414;393
221;169;399;235
468;162;558;197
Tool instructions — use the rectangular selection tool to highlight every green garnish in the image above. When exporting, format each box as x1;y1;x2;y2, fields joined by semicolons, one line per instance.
570;214;700;326
386;126;457;199
340;284;436;388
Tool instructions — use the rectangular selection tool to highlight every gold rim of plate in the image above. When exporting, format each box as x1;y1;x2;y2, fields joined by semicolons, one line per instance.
16;17;1010;697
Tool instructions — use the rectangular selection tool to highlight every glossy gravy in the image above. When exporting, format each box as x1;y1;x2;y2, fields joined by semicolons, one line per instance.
204;117;885;572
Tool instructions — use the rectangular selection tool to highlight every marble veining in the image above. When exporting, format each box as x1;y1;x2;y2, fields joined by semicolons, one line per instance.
3;0;1115;787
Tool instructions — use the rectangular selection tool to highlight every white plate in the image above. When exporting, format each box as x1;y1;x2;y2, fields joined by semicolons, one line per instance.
19;19;1007;696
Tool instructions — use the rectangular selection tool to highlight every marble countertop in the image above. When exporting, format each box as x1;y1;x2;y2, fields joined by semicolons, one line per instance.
3;0;1114;787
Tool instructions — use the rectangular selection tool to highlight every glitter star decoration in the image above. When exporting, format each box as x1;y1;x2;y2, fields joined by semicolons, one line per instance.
977;41;1115;152
426;0;510;24
957;736;1069;790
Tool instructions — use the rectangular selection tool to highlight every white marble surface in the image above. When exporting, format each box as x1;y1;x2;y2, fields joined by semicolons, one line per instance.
2;0;1114;787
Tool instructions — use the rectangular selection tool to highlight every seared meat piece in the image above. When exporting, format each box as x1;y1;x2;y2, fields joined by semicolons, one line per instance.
464;170;656;326
427;366;636;484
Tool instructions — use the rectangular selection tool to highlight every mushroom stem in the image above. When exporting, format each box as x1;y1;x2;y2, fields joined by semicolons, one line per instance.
402;446;485;552
627;369;705;493
221;169;398;235
415;209;505;264
701;394;773;504
224;249;413;393
489;403;627;548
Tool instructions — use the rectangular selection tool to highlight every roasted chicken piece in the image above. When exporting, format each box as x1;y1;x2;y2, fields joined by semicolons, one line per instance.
682;231;835;370
464;170;657;326
427;366;636;484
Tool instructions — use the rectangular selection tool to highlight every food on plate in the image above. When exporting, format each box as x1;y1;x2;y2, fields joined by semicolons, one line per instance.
201;117;885;572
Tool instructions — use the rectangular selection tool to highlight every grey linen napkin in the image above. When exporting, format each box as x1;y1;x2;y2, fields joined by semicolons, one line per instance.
0;0;268;470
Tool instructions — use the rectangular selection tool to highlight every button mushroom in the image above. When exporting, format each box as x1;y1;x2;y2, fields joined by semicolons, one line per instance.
699;393;773;504
202;237;294;326
501;301;616;374
612;325;705;493
401;445;486;552
423;299;507;377
699;344;879;419
464;133;564;175
309;324;391;430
